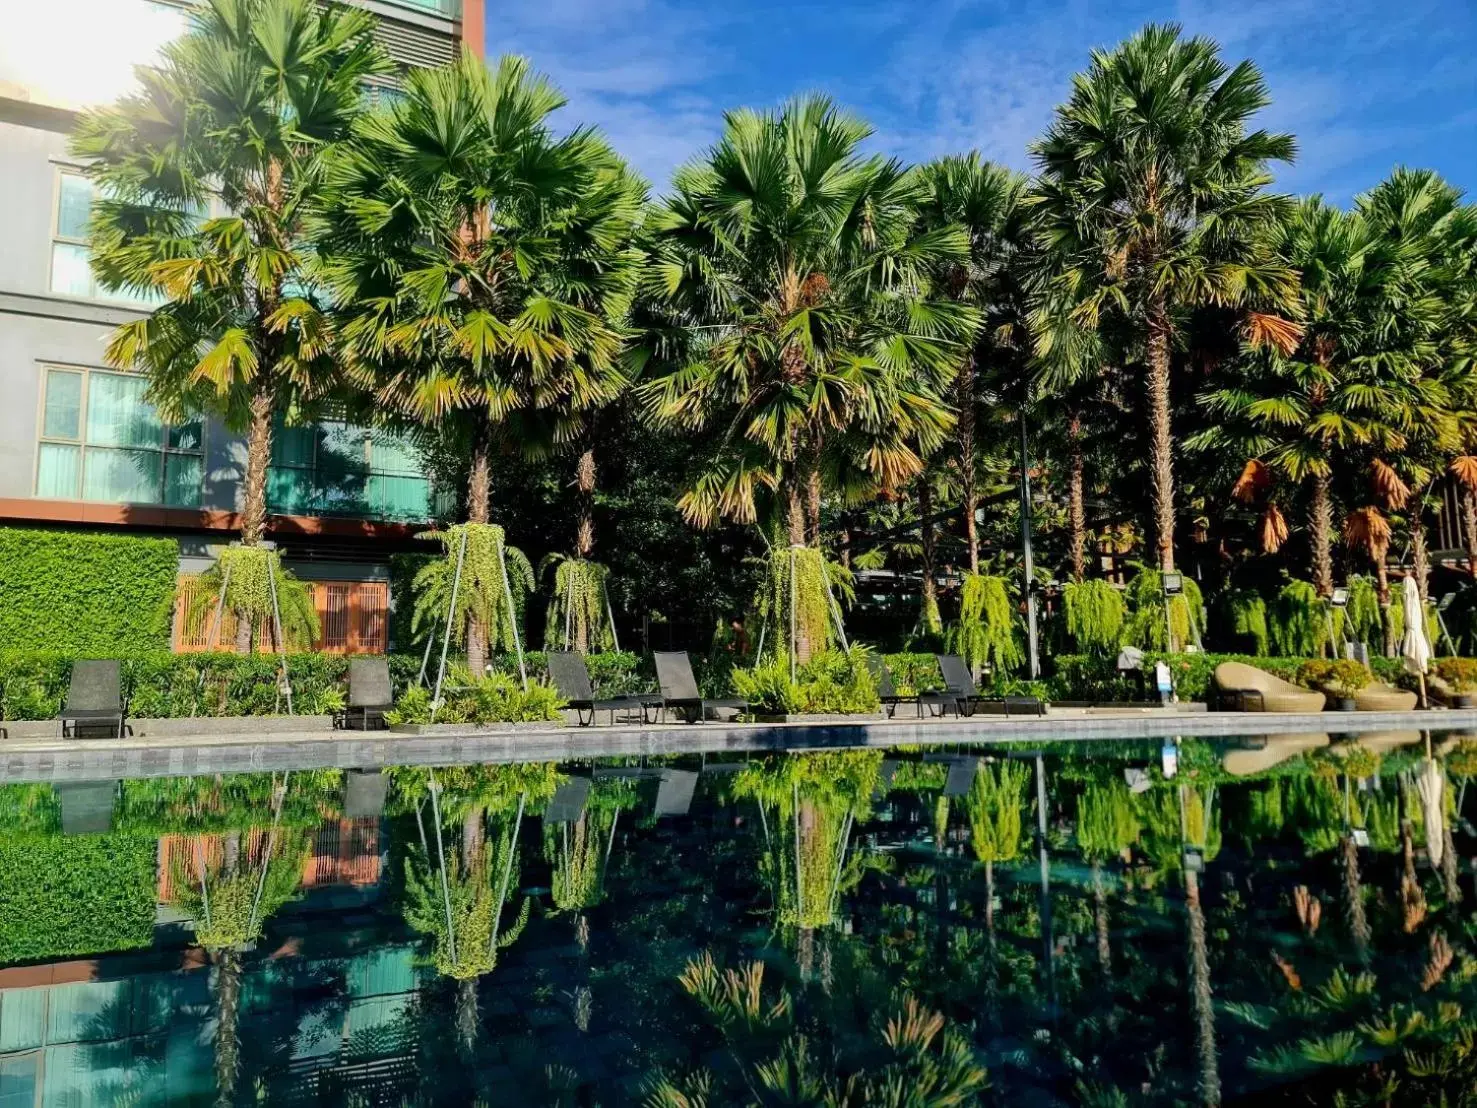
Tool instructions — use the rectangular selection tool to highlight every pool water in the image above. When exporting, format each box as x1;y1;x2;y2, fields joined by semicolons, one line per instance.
0;733;1473;1105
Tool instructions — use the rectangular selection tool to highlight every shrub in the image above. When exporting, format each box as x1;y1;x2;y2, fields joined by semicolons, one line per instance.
0;528;178;654
1048;652;1405;704
1296;659;1371;695
0;834;157;961
732;648;880;716
385;670;564;725
1434;657;1477;693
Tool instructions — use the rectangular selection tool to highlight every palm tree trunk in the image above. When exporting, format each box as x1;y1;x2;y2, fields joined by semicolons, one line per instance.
1412;506;1431;606
1463;488;1477;579
213;949;242;1108
575;445;596;560
1184;868;1220;1107
1310;470;1334;598
232;386;276;652
919;478;939;636
455;976;479;1057
1146;307;1177;573
466;424;492;677
1068;413;1086;583
1377;557;1395;656
240;384;273;547
1442;826;1461;906
1092;859;1111;973
1340;833;1370;962
805;470;822;546
786;485;806;547
957;355;979;574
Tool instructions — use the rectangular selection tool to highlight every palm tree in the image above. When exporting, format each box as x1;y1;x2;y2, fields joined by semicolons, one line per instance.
637;97;971;642
1192;200;1402;596
394;764;558;1056
166;775;310;1107
76;0;388;549
915;154;1030;574
1031;23;1302;574
1352;170;1477;604
324;54;642;673
1076;778;1141;973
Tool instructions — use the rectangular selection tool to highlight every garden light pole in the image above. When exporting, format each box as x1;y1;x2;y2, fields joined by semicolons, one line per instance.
1019;406;1040;680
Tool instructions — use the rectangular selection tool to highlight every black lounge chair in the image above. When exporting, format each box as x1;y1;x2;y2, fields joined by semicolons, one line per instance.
57;660;126;739
343;658;394;730
653;651;749;723
932;655;1046;718
546;651;660;726
867;656;949;719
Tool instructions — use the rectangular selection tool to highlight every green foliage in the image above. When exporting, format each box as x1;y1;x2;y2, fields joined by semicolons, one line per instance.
0;528;178;654
651;955;988;1106
0;651;419;721
389;553;435;652
385;670;564;726
1296;659;1373;695
403;823;530;981
1220;587;1270;655
1271;578;1327;657
947;573;1022;672
1345;576;1384;647
1062;579;1126;655
412;524;534;659
115;771;344;835
1435;657;1477;693
965;759;1030;865
0;834;157;961
1076;779;1141;860
1140;784;1222;873
1048;651;1406;705
1124;567;1205;651
542;557;615;652
732;648;881;716
168;831;310;950
186;546;320;649
754;546;848;663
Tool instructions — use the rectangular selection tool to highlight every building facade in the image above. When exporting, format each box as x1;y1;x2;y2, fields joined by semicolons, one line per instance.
0;0;484;651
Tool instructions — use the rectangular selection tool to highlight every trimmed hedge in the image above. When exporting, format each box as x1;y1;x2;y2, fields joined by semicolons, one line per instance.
0;833;157;961
1047;652;1408;703
0;528;179;654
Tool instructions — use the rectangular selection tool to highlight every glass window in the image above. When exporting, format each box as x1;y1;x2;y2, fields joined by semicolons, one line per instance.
33;367;202;507
49;171;164;308
267;419;434;522
42;368;83;439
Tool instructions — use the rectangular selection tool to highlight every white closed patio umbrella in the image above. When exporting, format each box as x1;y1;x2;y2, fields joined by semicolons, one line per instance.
1401;576;1432;706
1416;756;1445;869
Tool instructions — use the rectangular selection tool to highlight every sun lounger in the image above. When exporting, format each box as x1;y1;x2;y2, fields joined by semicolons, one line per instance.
58;660;125;739
653;651;749;723
546;651;661;726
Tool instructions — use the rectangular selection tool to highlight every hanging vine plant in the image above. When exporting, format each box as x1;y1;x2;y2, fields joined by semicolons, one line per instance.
947;574;1022;673
411;523;534;655
1123;566;1206;651
752;546;852;664
184;545;319;651
1270;578;1326;657
1062;579;1127;656
541;555;616;653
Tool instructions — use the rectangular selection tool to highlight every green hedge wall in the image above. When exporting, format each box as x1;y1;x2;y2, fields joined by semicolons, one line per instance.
0;528;178;654
0;834;157;962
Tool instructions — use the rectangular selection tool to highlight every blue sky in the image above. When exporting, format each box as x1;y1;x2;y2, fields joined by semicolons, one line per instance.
485;0;1477;205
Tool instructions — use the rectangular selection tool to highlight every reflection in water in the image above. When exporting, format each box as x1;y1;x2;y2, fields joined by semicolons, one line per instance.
2;734;1477;1103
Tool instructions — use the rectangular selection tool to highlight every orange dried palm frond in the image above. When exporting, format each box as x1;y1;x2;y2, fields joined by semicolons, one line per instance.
1232;458;1273;504
1450;455;1477;491
1344;506;1391;559
1243;312;1304;357
1260;502;1289;553
1371;458;1411;509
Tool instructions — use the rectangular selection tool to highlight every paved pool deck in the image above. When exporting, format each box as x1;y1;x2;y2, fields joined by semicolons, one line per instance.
3;706;1476;782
